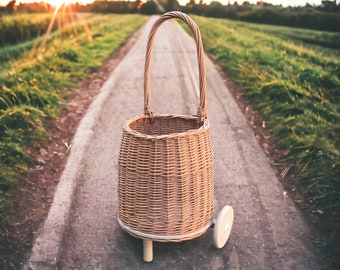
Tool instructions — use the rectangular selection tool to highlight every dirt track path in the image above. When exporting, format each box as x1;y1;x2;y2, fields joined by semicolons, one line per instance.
27;16;327;269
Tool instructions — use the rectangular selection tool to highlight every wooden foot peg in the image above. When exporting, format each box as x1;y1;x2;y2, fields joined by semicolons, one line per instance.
143;239;153;262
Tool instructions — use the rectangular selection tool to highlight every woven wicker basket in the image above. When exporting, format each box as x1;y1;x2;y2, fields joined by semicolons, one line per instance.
118;11;214;242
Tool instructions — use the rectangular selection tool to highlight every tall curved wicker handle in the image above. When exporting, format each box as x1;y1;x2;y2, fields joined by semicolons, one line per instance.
144;11;208;121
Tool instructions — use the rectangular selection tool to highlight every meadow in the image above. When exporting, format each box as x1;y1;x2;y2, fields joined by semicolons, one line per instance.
189;15;340;252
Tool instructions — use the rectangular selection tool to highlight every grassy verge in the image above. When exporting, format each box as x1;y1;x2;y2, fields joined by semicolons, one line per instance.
0;12;94;48
189;15;340;256
0;13;147;225
0;13;53;47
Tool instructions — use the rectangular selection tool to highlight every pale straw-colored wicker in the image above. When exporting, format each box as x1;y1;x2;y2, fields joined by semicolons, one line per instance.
118;11;214;242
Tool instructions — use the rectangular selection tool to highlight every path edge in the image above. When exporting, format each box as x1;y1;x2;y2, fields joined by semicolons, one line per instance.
24;23;146;270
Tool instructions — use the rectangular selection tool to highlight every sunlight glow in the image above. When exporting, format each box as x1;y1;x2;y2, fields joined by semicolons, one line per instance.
44;0;94;7
48;0;73;8
38;0;93;54
0;0;94;8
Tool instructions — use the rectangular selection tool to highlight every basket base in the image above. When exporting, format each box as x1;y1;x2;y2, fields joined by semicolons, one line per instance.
117;217;212;242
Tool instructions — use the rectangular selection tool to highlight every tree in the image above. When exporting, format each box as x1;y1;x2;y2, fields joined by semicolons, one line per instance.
204;1;228;18
140;1;157;14
5;0;16;14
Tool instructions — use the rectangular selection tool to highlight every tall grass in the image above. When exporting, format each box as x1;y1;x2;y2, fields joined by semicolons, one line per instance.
189;15;340;254
0;12;93;47
0;13;106;64
0;13;147;224
0;13;52;46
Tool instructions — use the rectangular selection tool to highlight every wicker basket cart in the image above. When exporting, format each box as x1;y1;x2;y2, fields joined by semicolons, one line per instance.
118;11;234;262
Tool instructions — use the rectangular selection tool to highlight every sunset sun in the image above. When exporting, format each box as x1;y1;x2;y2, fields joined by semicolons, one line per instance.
43;0;80;7
49;0;69;6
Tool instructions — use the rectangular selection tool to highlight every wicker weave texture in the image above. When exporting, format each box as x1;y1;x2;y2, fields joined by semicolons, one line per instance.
118;12;214;242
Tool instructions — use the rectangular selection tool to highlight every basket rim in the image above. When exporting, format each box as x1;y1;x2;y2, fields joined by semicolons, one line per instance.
123;113;209;140
117;217;213;241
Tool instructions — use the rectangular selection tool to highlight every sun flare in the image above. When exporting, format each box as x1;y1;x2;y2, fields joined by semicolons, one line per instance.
50;0;70;7
1;0;94;8
44;0;81;8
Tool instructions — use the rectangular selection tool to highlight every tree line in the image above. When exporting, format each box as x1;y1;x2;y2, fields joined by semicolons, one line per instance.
1;0;339;34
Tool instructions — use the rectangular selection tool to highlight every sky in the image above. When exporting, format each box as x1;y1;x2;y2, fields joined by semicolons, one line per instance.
0;0;326;8
200;0;322;6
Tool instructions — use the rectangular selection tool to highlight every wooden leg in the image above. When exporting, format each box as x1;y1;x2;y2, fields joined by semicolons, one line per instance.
143;239;153;262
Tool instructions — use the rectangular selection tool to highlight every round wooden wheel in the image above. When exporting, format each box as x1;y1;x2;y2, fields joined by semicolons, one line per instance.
213;205;234;249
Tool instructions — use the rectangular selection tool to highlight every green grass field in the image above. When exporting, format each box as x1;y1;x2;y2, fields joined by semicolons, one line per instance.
0;13;147;225
188;15;340;251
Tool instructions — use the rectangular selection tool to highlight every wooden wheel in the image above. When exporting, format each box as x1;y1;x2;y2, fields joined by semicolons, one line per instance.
213;205;234;249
